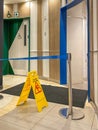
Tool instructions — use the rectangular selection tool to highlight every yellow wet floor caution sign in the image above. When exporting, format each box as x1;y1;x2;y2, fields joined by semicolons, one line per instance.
17;71;48;112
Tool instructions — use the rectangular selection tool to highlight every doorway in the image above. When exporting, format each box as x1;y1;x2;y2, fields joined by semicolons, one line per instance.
3;18;30;76
67;1;88;90
9;19;29;75
3;1;30;76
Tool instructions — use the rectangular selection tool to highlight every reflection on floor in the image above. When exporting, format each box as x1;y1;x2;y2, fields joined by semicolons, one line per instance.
0;75;97;130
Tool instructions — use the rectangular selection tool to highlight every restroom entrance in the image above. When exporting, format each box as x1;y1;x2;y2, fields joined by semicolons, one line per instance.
3;18;30;76
67;1;88;89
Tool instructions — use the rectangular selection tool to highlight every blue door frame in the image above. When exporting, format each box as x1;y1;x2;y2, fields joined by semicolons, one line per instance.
60;0;90;100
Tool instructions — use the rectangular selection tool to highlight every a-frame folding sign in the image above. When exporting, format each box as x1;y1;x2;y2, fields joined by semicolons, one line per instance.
17;71;48;112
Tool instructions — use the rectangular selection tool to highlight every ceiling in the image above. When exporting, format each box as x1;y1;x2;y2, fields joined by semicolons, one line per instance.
4;0;31;4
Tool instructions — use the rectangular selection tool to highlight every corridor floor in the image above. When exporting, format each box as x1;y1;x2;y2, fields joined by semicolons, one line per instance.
0;75;97;130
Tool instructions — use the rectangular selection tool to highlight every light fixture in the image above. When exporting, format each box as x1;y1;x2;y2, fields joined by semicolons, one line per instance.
25;1;30;7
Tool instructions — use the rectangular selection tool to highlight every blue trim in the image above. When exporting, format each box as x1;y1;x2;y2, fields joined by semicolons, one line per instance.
60;9;67;84
61;0;83;11
87;0;90;101
0;55;68;61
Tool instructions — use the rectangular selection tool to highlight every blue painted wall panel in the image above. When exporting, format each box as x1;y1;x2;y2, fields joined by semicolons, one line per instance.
60;9;67;84
87;0;90;101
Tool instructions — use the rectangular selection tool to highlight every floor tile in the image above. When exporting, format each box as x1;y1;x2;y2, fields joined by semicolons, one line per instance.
0;120;28;130
0;75;97;130
92;114;98;129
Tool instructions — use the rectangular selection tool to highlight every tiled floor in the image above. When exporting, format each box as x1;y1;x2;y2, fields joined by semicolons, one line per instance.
0;75;97;130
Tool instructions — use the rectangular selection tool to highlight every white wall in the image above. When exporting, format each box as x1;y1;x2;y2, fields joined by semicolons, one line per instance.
67;2;87;84
30;1;38;71
42;0;49;78
83;18;87;80
61;0;66;6
93;0;98;107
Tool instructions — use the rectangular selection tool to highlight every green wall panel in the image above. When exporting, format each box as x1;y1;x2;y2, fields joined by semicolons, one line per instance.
8;19;23;49
3;19;23;75
3;21;9;75
3;61;14;75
